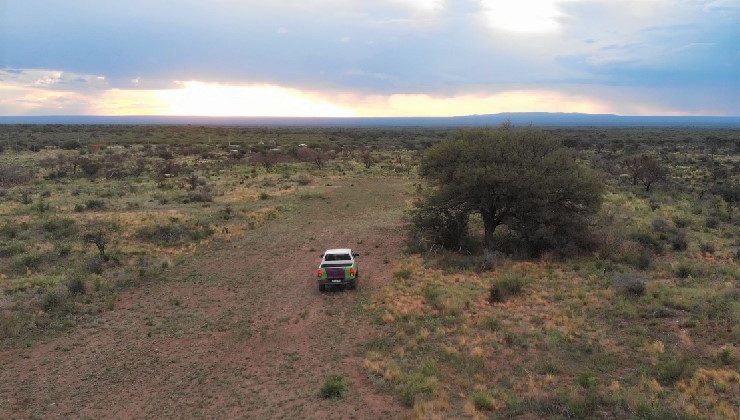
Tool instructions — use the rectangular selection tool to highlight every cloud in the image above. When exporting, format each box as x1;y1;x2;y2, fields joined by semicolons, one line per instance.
0;0;738;115
0;69;109;90
478;0;572;34
392;0;445;13
3;70;726;117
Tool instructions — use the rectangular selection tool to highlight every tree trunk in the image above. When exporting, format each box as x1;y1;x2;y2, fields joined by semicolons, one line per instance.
481;209;499;251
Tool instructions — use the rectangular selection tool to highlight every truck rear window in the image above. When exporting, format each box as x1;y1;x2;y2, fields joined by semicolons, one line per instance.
324;254;351;261
321;262;352;267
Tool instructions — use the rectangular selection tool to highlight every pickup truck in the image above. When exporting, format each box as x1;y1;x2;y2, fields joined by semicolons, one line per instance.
316;248;359;292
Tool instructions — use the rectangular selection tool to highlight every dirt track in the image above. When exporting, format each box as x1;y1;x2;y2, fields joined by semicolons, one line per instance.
0;177;410;418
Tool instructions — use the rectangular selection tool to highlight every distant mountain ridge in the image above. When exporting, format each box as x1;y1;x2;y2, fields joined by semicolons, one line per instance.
1;113;739;127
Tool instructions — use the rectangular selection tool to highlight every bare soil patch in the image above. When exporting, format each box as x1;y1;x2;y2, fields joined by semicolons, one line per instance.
0;177;410;418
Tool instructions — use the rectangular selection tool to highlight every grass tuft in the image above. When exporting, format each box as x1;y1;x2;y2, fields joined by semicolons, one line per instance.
319;374;347;399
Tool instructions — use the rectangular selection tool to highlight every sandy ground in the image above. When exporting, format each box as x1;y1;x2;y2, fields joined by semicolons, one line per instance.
0;177;410;419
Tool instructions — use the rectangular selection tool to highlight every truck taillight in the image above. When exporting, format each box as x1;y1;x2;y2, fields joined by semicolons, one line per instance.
316;269;324;278
349;267;356;276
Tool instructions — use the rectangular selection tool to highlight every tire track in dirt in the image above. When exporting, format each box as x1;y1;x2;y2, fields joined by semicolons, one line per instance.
0;177;410;419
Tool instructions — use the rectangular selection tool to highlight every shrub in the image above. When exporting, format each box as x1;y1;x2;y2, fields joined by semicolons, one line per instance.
705;216;720;229
655;357;692;385
60;139;82;150
630;230;662;253
85;255;105;274
296;174;312;185
668;229;688;251
673;216;690;228
576;371;597;389
259;192;270;200
717;347;735;365
84;199;107;211
704;290;737;321
38;286;68;311
82;222;112;259
698;242;715;254
489;272;527;303
66;275;86;295
0;312;25;339
471;391;495;411
0;165;33;187
611;271;647;296
619;244;653;270
408;196;470;251
674;262;698;279
79;158;101;178
54;243;72;258
434;252;485;273
481;249;505;271
14;251;45;270
393;268;412;280
400;372;437;406
624;154;666;191
136;220;213;246
34;200;51;214
0;241;26;258
651;217;671;232
0;222;18;239
41;218;77;239
184;187;213;203
319;374;347;399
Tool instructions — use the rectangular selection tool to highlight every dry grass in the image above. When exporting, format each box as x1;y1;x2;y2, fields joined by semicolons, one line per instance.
365;220;738;418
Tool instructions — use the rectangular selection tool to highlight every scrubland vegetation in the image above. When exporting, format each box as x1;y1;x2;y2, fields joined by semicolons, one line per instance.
0;129;414;342
0;124;738;418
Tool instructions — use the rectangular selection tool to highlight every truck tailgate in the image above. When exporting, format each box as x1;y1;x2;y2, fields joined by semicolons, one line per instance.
325;267;345;279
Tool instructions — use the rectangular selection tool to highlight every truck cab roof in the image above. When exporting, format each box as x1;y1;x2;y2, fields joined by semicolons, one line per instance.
324;248;352;255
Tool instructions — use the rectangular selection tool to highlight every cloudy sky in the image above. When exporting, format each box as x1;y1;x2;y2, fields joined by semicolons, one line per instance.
0;0;738;116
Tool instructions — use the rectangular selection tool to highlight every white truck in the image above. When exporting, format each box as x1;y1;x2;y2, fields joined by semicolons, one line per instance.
315;248;359;292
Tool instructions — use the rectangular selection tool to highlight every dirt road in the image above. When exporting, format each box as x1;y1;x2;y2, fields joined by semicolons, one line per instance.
0;177;410;418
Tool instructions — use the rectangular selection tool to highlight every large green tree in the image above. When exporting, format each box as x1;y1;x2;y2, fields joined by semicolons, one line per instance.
417;126;603;254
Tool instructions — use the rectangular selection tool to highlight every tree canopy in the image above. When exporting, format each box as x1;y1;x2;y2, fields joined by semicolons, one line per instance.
415;126;604;255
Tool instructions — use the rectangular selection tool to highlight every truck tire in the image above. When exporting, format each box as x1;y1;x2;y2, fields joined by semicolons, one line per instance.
319;283;326;293
348;280;357;290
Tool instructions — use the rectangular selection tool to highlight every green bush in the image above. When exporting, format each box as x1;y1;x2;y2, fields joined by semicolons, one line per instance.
0;241;26;258
393;268;412;280
611;271;647;296
668;230;688;251
655;357;692;385
84;199;107;211
651;217;671;232
85;255;105;274
66;275;86;295
41;218;77;239
183;187;213;203
400;372;437;406
0;312;25;339
319;374;347;399
698;242;715;254
136;220;213;246
672;216;690;229
489;272;527;303
0;222;18;239
674;262;699;279
630;230;662;253
38;286;68;311
717;348;735;365
471;391;494;411
14;251;45;270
